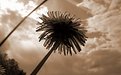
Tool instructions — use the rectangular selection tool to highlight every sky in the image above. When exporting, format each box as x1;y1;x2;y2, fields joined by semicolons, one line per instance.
0;0;121;75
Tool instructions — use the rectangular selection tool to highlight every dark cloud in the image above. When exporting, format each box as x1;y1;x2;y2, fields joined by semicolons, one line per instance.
87;31;104;38
17;0;30;5
73;0;83;3
44;0;92;19
17;0;43;5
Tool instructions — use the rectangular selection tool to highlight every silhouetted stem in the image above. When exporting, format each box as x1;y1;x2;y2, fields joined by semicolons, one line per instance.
30;49;54;75
31;41;60;75
0;0;48;47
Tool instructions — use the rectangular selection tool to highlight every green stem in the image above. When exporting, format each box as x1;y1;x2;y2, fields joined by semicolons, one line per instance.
0;0;48;47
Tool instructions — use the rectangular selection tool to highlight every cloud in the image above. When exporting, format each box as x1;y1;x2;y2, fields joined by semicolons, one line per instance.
5;17;44;74
0;9;21;51
36;49;121;75
44;0;92;19
0;0;46;74
86;50;121;75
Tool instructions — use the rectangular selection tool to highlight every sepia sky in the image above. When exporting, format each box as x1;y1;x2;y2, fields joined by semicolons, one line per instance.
0;0;121;75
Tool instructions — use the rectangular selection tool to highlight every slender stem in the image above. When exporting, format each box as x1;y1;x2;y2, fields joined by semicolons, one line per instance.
30;49;54;75
0;0;48;47
31;41;60;75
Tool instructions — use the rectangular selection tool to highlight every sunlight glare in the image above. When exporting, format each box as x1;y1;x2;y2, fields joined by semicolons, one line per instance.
0;0;48;21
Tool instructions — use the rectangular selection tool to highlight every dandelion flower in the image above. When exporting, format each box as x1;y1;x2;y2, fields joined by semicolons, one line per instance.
37;11;87;55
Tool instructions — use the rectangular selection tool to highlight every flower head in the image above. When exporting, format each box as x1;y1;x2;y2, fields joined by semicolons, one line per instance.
37;11;87;55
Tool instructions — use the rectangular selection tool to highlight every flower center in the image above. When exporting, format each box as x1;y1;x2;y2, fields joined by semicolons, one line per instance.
52;21;73;39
